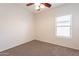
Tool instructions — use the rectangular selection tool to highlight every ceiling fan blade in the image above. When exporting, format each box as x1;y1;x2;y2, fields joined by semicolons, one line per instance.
26;3;34;6
42;3;51;8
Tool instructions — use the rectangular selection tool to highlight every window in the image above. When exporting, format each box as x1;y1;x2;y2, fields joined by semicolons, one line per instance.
56;15;72;38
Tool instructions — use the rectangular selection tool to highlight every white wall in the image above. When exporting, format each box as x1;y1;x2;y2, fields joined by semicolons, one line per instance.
35;4;79;50
0;4;34;52
1;3;79;52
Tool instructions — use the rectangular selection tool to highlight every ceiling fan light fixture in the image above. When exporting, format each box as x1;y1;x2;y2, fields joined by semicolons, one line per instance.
26;3;51;11
34;3;41;10
34;3;45;10
34;5;40;10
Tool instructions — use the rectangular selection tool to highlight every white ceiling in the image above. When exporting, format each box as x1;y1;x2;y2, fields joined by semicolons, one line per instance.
18;3;64;14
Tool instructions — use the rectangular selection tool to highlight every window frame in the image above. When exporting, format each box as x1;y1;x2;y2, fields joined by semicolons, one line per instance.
55;15;72;39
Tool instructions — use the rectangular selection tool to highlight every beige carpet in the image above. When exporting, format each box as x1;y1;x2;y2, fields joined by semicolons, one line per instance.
0;40;79;56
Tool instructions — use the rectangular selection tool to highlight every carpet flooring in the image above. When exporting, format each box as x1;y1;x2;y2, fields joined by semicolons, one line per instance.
0;40;79;56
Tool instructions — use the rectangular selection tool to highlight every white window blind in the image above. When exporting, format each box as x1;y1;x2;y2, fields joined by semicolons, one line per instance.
56;15;72;38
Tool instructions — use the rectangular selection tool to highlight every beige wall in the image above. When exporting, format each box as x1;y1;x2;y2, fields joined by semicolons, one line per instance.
35;4;79;50
0;4;34;52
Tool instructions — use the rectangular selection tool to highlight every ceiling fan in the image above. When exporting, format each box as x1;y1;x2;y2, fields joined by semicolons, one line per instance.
26;3;52;11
